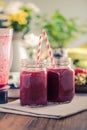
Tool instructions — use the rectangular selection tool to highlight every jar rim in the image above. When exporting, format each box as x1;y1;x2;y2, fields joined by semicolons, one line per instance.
21;59;47;69
47;57;72;66
0;28;13;36
21;59;46;64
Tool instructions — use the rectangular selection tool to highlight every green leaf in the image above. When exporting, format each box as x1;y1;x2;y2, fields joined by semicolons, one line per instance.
35;10;80;48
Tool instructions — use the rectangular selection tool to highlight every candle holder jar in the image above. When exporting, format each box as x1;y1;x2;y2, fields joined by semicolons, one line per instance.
47;57;75;103
20;59;47;106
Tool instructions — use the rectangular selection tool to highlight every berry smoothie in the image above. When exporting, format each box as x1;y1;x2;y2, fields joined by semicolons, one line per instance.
0;29;13;88
47;68;75;102
20;70;47;105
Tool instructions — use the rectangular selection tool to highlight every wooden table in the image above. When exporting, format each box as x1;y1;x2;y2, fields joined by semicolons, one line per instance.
0;99;87;130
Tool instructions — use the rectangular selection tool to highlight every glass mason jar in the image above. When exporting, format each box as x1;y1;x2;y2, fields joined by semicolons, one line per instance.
0;28;13;104
20;59;47;106
47;57;75;103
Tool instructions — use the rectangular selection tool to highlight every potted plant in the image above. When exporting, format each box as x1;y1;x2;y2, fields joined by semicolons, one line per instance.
35;10;79;57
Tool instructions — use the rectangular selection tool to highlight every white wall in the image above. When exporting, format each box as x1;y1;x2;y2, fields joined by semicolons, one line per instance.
26;0;87;19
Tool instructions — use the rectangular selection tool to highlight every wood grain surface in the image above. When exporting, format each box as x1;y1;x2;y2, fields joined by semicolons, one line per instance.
0;98;87;130
0;111;87;130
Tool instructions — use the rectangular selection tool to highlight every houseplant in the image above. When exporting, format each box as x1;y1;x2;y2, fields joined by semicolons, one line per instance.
36;10;87;59
36;10;78;49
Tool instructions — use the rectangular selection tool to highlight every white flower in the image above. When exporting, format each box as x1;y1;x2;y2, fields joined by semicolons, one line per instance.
24;33;39;47
25;3;40;13
4;1;23;14
3;1;40;14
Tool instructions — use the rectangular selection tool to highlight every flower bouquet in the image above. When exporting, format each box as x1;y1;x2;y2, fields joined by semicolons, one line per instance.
7;7;32;33
0;0;40;33
75;67;87;93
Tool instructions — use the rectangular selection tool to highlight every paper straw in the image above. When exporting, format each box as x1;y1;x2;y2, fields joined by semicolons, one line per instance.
37;34;43;62
36;30;56;67
42;30;56;67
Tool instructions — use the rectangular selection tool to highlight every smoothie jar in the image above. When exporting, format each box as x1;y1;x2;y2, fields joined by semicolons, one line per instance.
0;28;13;104
20;59;47;106
47;57;75;103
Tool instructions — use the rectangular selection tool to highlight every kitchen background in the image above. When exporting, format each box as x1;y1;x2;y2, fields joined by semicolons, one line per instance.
0;0;87;70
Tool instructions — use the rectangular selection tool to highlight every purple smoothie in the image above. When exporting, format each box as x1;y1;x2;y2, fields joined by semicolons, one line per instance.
20;70;47;105
47;68;75;102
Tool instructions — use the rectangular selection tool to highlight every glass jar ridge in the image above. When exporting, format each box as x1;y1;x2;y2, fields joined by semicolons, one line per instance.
21;59;46;71
47;57;72;68
20;59;47;106
47;57;75;103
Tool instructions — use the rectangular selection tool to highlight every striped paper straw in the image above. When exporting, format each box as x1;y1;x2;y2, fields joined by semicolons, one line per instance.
42;30;56;67
37;34;43;62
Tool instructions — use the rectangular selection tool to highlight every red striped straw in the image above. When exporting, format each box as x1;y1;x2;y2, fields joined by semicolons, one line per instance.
37;34;43;62
42;30;56;67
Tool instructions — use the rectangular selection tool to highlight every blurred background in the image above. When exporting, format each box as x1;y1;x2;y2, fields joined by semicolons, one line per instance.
0;0;87;71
